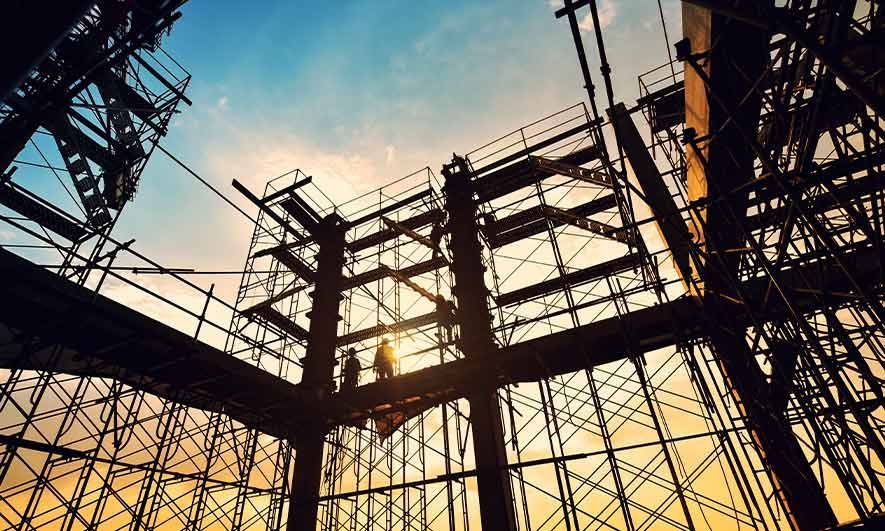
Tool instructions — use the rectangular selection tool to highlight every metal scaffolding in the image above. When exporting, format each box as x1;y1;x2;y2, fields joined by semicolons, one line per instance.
0;1;883;530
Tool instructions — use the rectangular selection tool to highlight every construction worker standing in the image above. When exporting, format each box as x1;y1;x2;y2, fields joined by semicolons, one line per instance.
374;337;396;380
342;348;368;429
430;220;445;258
435;295;457;343
342;347;361;391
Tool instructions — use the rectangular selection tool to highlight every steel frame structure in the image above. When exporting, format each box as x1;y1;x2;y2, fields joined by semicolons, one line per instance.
0;0;191;285
0;1;882;530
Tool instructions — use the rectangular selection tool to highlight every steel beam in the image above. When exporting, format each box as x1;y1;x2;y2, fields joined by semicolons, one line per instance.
0;247;310;440
346;189;430;228
474;144;601;204
232;179;305;242
485;194;618;249
0;181;87;242
347;209;444;253
341;256;447;290
0;1;95;101
286;215;346;531
442;155;517;531
335;311;438;347
287;214;346;531
1;243;879;437
607;102;693;284
494;253;641;307
331;243;881;421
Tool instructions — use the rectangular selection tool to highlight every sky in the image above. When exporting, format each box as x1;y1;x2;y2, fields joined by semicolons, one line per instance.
105;0;682;308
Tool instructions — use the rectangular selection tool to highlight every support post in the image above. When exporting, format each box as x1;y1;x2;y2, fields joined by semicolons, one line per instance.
287;214;346;531
681;4;837;528
442;156;517;531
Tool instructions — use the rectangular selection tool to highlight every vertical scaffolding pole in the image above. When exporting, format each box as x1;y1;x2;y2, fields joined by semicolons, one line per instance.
442;156;517;531
287;214;347;531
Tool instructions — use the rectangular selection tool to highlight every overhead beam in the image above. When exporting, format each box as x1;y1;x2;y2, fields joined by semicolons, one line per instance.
342;256;447;290
280;197;319;235
495;253;641;307
269;246;315;283
540;205;630;244
0;247;309;440
347;189;431;229
485;194;618;249
0;181;87;242
261;176;312;204
529;156;612;187
242;305;309;343
336;312;439;347
348;209;444;253
381;215;437;251
474;144;601;203
0;243;878;452
333;243;881;422
231;179;304;242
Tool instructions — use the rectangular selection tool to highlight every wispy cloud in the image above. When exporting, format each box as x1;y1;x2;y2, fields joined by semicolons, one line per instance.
578;0;617;33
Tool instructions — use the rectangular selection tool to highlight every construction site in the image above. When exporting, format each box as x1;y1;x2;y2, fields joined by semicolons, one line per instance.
0;1;883;530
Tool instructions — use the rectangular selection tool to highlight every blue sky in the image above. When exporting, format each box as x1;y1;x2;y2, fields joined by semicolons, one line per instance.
101;0;681;301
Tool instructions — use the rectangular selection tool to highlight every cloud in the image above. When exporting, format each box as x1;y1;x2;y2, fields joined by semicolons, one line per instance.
216;95;229;111
578;0;617;33
384;145;396;165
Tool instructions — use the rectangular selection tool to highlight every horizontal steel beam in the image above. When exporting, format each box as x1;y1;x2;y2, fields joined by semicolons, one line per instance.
347;209;443;253
0;247;310;440
495;253;641;307
0;244;879;437
329;244;881;423
485;194;618;248
342;256;447;290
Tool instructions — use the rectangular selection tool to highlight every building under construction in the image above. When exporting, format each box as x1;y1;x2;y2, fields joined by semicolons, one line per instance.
0;1;883;530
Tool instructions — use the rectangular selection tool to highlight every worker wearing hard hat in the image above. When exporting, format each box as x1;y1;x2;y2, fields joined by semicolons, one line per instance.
374;338;396;380
342;347;361;391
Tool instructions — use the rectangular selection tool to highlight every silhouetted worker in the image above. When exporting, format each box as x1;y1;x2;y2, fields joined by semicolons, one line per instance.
430;221;445;258
435;295;457;343
342;347;361;391
374;337;396;380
